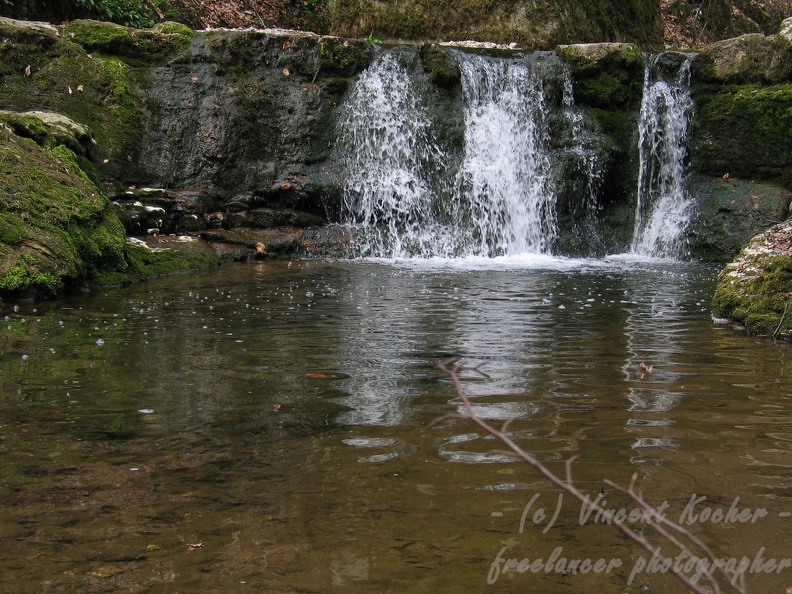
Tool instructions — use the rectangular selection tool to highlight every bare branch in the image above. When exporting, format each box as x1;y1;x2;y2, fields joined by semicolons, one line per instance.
434;359;747;594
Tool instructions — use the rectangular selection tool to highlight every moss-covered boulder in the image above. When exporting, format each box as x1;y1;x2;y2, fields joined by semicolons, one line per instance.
0;17;146;186
712;219;792;338
693;31;792;84
330;0;664;50
556;42;646;108
0;123;218;300
62;20;194;66
0;122;119;297
689;82;792;189
0;109;92;156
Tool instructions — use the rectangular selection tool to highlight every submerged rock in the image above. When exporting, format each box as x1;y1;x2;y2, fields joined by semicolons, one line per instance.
712;219;792;338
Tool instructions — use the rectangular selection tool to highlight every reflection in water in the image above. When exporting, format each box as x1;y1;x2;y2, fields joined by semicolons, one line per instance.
1;258;791;593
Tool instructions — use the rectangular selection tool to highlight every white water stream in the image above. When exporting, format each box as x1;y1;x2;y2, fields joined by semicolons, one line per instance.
631;56;694;258
336;49;694;261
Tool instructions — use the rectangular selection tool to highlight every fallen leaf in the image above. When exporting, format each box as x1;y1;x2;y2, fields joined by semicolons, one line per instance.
282;40;292;50
282;68;290;76
272;403;281;412
146;544;161;551
255;242;266;253
306;373;327;379
191;76;199;81
280;181;291;190
639;362;653;380
76;84;84;92
722;172;730;179
24;64;31;77
68;86;73;94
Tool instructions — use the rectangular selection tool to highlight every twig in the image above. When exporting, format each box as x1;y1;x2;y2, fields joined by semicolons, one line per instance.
434;359;747;594
773;298;790;337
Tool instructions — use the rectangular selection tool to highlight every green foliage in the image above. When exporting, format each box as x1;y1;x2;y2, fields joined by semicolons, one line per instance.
1;0;154;27
283;0;331;35
74;0;154;28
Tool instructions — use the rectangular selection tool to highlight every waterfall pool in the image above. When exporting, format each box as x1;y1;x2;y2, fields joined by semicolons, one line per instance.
1;257;790;592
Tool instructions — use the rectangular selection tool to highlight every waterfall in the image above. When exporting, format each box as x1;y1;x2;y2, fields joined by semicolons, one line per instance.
453;52;558;256
335;51;447;259
630;55;694;258
336;50;563;259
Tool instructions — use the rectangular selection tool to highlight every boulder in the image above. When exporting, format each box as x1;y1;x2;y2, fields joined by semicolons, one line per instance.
712;219;792;338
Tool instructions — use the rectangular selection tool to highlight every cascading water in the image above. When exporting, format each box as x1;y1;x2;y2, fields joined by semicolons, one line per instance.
336;48;694;261
336;49;564;259
630;54;694;258
335;51;447;259
453;52;558;256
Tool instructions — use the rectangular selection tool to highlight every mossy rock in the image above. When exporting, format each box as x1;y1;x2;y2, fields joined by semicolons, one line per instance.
687;175;790;263
330;0;663;50
0;17;145;185
0;125;126;297
97;237;219;288
0;124;218;300
689;83;792;189
712;219;792;338
692;32;792;84
0;109;92;156
62;19;194;66
318;37;374;77
556;43;646;108
420;44;461;87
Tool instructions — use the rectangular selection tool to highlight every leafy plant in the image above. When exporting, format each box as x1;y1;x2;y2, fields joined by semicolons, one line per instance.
283;0;330;34
365;32;383;44
74;0;154;28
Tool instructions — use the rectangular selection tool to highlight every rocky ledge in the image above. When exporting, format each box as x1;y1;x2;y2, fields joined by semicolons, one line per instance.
712;219;792;338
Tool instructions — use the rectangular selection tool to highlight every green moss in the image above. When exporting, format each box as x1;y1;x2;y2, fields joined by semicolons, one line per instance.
0;256;64;295
62;19;194;66
97;240;219;288
557;44;646;108
331;0;663;49
0;22;145;184
713;254;792;337
318;37;373;76
691;83;792;189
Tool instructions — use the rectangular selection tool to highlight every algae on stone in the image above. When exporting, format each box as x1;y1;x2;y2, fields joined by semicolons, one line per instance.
690;82;792;189
712;220;792;338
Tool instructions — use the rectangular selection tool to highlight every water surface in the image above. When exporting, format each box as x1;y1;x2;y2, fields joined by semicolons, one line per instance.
1;258;790;593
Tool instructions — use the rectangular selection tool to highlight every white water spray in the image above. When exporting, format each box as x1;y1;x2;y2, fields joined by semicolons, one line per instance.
631;55;694;258
453;52;558;256
336;50;563;258
336;52;447;258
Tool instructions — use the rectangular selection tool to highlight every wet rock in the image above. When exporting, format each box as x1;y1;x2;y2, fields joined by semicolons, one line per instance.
420;44;461;87
712;219;792;338
687;175;790;263
556;43;646;108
